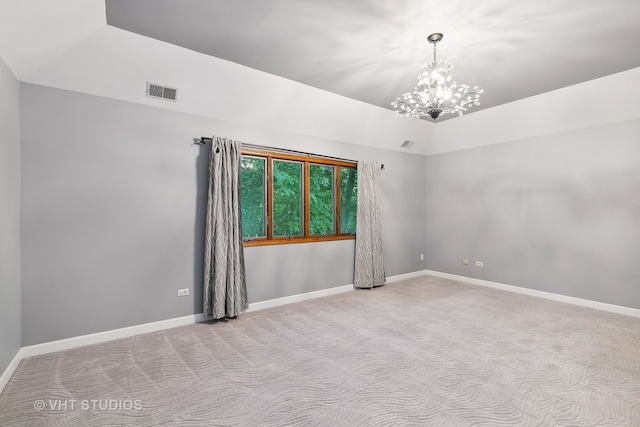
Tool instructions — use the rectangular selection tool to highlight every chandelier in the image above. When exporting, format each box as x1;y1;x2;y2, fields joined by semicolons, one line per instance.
392;33;483;120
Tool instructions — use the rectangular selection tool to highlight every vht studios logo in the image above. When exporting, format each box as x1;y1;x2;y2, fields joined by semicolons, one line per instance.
34;399;143;411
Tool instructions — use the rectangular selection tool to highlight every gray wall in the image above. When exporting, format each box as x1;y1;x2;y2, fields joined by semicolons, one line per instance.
425;119;640;309
0;56;21;372
20;84;426;345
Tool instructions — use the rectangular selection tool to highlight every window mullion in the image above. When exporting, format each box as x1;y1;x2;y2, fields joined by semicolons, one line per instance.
266;156;273;241
335;166;341;236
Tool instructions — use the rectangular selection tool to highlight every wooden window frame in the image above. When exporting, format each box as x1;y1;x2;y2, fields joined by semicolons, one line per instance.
241;148;357;247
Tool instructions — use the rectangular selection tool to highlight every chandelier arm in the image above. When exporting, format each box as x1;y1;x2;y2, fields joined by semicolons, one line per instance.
392;32;481;121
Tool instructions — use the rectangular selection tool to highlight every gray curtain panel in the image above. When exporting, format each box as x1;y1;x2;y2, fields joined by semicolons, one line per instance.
203;136;248;319
354;162;385;288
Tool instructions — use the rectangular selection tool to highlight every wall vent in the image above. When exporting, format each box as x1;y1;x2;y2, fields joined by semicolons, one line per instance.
400;140;416;148
146;82;178;101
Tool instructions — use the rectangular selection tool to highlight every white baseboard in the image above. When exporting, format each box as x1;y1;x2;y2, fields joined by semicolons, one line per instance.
0;282;355;394
423;269;640;318
0;349;23;395
0;313;212;394
19;313;209;360
17;283;355;360
386;270;431;283
5;269;635;394
246;270;437;313
245;284;354;312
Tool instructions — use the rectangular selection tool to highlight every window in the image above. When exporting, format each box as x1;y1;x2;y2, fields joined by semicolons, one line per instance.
272;160;303;237
240;156;266;238
309;164;335;235
240;148;357;246
339;166;358;234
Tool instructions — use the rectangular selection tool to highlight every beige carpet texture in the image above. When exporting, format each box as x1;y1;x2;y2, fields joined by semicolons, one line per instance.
1;275;639;426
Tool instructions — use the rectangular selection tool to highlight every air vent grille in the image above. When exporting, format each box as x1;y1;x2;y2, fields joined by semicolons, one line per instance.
146;82;178;101
162;87;177;100
400;140;415;148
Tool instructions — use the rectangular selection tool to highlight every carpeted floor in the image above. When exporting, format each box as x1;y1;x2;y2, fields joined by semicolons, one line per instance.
1;275;639;426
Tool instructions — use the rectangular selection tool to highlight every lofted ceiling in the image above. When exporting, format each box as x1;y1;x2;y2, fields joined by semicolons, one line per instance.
1;0;639;154
104;0;640;121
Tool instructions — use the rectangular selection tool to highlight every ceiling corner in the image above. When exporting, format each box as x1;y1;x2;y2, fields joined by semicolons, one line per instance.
0;0;107;81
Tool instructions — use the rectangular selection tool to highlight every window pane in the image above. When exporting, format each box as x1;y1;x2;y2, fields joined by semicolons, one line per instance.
272;160;303;237
240;156;266;238
309;164;335;235
340;167;357;234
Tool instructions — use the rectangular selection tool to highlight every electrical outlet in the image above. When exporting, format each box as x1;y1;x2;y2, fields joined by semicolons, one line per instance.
177;288;189;297
462;259;469;265
475;261;484;267
420;254;424;261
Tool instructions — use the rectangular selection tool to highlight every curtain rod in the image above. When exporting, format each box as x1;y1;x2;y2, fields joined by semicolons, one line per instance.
196;137;384;170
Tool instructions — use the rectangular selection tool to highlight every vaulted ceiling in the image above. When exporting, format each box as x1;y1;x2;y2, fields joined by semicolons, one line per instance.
105;0;640;119
1;1;639;154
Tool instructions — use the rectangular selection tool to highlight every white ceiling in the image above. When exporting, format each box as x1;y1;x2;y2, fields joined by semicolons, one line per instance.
0;0;105;80
104;0;640;121
1;1;639;155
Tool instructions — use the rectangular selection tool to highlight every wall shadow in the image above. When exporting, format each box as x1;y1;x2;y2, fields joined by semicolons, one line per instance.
193;141;211;315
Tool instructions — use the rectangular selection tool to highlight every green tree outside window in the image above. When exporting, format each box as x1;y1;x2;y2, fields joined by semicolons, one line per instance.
240;157;266;238
272;160;302;237
340;167;357;234
310;164;335;235
239;150;357;244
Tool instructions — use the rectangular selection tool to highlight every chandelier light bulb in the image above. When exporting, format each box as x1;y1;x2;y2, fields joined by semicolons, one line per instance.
392;33;483;120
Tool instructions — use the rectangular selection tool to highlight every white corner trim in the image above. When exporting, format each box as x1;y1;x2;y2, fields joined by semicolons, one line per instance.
246;284;354;312
423;269;640;318
0;349;24;394
0;314;207;394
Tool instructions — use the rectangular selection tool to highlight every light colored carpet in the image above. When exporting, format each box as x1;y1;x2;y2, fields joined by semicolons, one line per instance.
1;275;639;426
